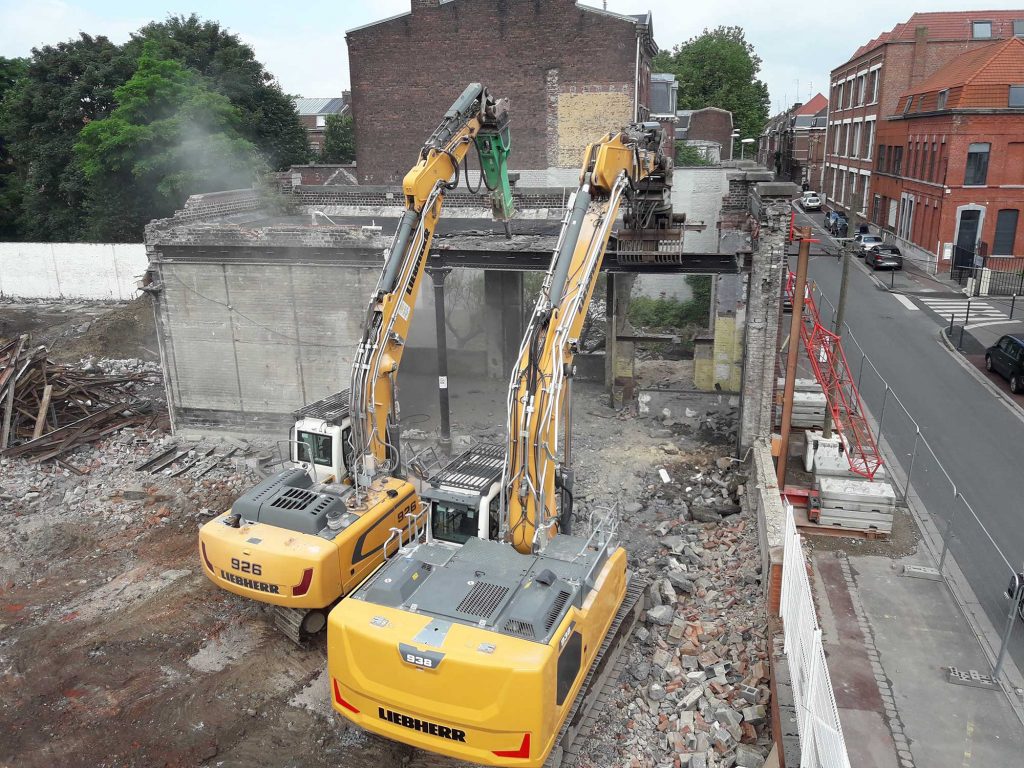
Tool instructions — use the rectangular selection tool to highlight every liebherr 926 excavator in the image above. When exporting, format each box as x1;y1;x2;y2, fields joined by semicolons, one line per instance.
198;83;515;643
326;122;681;766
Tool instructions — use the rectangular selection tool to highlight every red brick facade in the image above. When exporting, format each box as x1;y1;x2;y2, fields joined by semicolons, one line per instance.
346;0;656;183
870;38;1024;272
823;11;1024;219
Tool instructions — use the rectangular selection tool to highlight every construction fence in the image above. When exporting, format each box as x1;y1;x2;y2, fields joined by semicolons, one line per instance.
780;504;852;768
809;282;1024;687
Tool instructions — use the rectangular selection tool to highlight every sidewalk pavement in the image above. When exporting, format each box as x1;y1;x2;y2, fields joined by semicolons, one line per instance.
812;548;1024;768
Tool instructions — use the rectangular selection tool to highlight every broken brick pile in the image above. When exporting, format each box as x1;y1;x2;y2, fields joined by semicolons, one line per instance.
572;453;771;768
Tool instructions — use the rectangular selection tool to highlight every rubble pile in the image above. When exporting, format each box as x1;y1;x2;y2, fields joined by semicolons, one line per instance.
0;334;164;464
572;448;771;768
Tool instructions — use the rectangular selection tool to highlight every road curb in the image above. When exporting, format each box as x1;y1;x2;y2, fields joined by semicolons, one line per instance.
935;328;1024;417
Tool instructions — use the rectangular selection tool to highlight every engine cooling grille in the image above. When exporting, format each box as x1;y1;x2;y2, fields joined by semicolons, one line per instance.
544;590;571;632
456;581;510;618
270;486;320;511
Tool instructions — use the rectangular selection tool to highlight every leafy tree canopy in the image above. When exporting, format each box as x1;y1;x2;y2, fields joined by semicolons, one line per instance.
654;26;770;146
128;15;308;170
0;14;307;242
321;113;355;164
75;44;265;240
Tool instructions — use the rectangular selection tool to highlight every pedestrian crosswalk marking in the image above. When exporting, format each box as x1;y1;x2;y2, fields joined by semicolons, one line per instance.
892;294;919;311
915;296;1007;320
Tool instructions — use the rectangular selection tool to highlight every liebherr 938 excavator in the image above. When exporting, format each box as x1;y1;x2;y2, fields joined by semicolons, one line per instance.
326;122;681;766
198;84;515;643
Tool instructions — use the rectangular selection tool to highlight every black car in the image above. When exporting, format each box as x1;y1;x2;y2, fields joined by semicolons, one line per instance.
825;211;848;236
866;245;903;270
985;335;1024;393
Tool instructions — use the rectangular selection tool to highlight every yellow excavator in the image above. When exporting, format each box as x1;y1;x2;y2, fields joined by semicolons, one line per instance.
326;122;681;766
198;83;515;643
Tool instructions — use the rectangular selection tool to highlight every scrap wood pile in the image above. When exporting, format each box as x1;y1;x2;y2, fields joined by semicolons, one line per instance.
0;334;164;464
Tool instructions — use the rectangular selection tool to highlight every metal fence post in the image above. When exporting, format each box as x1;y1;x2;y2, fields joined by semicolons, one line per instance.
937;487;958;573
993;570;1024;681
903;429;920;504
1011;293;1017;320
877;385;890;443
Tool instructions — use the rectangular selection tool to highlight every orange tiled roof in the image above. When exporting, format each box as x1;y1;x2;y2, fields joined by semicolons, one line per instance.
795;93;829;115
903;37;1024;98
843;10;1024;65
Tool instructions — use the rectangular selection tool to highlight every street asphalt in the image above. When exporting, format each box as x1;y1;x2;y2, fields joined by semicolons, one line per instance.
791;205;1024;675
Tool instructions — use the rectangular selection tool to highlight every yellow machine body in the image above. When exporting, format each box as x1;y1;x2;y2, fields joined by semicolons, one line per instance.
199;477;417;609
328;547;627;767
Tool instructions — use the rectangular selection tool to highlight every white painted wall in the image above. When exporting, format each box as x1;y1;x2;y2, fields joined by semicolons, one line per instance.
0;243;146;300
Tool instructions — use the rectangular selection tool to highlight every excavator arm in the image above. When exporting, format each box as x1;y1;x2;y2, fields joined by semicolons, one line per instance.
503;122;676;554
349;83;514;483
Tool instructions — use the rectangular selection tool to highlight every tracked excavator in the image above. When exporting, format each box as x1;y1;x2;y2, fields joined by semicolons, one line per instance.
197;83;515;643
326;122;682;766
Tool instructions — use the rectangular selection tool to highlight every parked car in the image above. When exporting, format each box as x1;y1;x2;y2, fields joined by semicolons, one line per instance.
985;335;1024;393
855;234;884;256
825;211;848;236
802;194;822;211
866;245;903;270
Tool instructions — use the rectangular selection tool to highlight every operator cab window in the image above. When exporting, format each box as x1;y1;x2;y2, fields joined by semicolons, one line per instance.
432;503;478;544
488;494;501;541
296;430;333;465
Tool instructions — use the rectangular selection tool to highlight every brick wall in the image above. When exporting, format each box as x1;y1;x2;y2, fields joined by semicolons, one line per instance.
872;111;1024;268
347;0;653;183
687;108;734;154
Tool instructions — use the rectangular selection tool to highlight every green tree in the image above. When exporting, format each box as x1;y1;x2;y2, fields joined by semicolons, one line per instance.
675;143;714;167
75;44;265;240
129;15;309;169
654;26;770;150
321;113;355;163
1;35;136;240
0;56;28;239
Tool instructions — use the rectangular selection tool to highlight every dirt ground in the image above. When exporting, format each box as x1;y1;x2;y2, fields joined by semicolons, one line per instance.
0;297;159;364
0;300;762;768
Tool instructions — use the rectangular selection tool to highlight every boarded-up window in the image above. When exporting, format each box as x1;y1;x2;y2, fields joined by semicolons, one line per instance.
993;209;1019;255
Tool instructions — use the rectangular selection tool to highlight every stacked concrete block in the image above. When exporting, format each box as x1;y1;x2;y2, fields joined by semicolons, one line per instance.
815;476;896;533
775;378;826;430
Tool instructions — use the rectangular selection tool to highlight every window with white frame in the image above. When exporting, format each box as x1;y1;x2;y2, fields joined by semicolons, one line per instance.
973;20;993;39
316;115;326;128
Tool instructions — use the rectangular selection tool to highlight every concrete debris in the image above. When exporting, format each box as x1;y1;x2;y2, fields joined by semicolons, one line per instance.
569;432;771;768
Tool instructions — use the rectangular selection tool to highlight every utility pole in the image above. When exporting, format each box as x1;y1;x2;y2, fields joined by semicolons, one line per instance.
822;239;852;438
777;228;813;488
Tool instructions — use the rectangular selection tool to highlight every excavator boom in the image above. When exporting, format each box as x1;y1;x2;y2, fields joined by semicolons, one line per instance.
349;83;514;483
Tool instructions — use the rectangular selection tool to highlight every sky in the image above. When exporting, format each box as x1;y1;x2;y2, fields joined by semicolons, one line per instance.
3;0;1024;118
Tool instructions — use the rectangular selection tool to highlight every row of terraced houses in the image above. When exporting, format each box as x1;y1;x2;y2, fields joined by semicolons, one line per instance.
764;11;1024;276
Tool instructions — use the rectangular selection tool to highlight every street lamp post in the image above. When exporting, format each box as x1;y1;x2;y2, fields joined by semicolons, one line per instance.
740;137;755;161
730;130;740;161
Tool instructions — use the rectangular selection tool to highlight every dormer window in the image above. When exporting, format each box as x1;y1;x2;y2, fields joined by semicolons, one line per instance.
903;96;914;114
973;21;992;39
1010;85;1024;107
937;90;949;110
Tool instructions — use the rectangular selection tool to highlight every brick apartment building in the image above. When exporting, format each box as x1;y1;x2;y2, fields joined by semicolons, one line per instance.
294;96;350;155
758;94;828;187
872;37;1024;273
345;0;657;184
824;11;1024;219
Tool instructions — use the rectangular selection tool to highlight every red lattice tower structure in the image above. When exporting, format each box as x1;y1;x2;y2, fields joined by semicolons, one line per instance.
785;272;883;480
